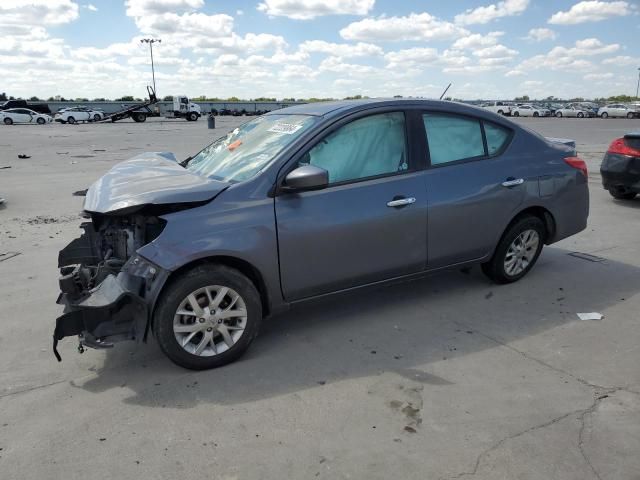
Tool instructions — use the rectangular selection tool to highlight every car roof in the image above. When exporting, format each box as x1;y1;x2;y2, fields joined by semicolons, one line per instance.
265;98;499;119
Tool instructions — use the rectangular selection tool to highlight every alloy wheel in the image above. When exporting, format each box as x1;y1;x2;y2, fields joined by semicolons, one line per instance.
173;285;247;356
504;229;540;277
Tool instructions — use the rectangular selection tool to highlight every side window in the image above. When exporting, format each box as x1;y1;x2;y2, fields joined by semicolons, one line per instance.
484;122;510;155
423;113;484;165
304;112;408;184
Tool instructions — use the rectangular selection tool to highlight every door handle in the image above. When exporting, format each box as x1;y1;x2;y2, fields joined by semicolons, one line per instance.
387;197;416;208
501;178;524;187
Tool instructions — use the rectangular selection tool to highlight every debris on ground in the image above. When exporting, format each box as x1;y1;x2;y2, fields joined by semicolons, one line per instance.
577;312;604;321
17;154;31;159
0;252;21;263
72;189;88;197
0;166;11;170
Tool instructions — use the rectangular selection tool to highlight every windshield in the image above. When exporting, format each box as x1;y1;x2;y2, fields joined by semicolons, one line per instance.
187;114;318;182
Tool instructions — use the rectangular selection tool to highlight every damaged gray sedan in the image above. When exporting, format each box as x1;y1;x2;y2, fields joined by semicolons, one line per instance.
54;99;589;370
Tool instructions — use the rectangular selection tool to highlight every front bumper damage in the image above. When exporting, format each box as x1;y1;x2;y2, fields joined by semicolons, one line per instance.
53;223;169;361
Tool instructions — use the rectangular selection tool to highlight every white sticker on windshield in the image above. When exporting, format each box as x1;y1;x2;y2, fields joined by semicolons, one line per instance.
268;123;303;135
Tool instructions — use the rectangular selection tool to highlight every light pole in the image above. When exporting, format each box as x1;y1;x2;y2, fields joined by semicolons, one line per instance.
636;67;640;99
140;38;161;94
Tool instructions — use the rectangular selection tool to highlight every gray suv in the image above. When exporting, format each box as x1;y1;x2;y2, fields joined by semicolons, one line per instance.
54;99;589;369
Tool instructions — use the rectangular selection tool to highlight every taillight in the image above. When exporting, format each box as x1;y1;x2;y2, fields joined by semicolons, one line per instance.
607;137;640;157
564;156;587;177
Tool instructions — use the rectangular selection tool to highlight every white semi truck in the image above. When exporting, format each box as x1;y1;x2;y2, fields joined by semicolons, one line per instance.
165;95;202;121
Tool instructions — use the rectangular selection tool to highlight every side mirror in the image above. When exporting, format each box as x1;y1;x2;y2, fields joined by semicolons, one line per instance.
282;165;329;192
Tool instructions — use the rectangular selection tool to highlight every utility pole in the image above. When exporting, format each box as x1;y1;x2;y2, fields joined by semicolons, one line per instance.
636;67;640;99
140;38;161;94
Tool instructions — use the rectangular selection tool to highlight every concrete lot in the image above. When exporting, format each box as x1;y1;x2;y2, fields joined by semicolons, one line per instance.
1;115;639;479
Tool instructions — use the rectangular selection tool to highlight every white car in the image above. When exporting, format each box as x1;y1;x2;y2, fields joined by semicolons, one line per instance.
554;106;588;118
0;108;52;125
511;105;547;117
598;104;637;119
54;107;105;124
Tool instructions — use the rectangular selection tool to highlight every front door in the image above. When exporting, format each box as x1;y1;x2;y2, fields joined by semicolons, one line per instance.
275;111;428;301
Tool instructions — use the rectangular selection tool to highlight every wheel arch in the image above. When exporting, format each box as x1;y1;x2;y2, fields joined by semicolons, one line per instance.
148;255;272;338
506;206;556;245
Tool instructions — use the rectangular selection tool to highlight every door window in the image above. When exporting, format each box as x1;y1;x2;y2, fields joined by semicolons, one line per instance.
423;114;485;165
484;122;510;155
303;112;408;184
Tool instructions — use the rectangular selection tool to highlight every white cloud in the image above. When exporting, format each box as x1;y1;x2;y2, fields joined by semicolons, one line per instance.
236;9;244;15
125;0;204;17
384;48;440;69
82;3;98;11
451;32;504;50
299;40;382;58
524;28;556;41
473;45;518;59
0;0;79;27
340;13;468;42
257;0;374;20
454;0;529;25
318;56;377;75
584;72;614;80
548;1;632;25
602;55;640;66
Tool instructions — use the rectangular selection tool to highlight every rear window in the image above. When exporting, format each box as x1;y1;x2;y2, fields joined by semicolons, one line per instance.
484;122;510;155
423;114;484;165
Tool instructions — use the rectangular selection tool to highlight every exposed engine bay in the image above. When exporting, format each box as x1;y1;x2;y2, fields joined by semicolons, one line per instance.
54;212;169;360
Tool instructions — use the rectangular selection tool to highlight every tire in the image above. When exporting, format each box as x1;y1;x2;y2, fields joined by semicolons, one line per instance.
4;117;13;125
577;112;584;118
67;116;76;124
600;112;608;119
188;112;198;121
154;264;262;370
627;112;634;119
93;114;101;122
533;112;539;117
513;111;519;117
497;110;504;115
609;190;637;200
132;113;146;122
481;215;546;284
556;112;562;118
36;117;45;125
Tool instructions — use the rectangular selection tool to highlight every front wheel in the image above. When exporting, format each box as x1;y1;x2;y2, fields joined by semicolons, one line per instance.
188;112;198;121
600;112;608;119
533;112;539;117
36;117;45;125
627;112;634;119
513;111;519;117
482;216;545;284
556;112;562;118
93;114;102;122
3;117;13;125
67;116;76;124
577;112;584;118
154;264;262;370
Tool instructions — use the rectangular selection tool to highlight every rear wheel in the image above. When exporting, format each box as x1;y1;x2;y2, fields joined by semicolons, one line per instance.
154;264;262;370
132;113;146;122
4;117;13;125
513;111;519;117
93;114;101;122
482;216;545;284
497;110;504;115
627;112;634;119
609;189;637;200
533;112;539;117
577;112;584;118
67;116;76;124
600;112;608;119
556;112;562;118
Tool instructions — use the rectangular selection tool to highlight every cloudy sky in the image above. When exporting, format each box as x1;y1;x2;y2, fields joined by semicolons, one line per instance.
1;0;639;100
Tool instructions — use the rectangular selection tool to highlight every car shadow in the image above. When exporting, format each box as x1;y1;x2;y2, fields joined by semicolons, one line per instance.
73;247;640;407
608;197;640;209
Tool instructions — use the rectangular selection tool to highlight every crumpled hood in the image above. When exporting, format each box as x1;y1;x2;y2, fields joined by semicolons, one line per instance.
83;152;228;214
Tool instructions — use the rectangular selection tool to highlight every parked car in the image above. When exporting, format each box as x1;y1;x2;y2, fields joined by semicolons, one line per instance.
0;108;52;125
598;104;638;119
481;101;512;116
53;99;589;369
0;99;51;115
54;106;105;124
554;106;588;118
600;132;640;200
511;105;549;117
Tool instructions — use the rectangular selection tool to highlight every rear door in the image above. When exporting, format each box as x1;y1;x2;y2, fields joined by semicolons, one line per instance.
275;110;428;300
420;112;527;268
11;109;33;123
